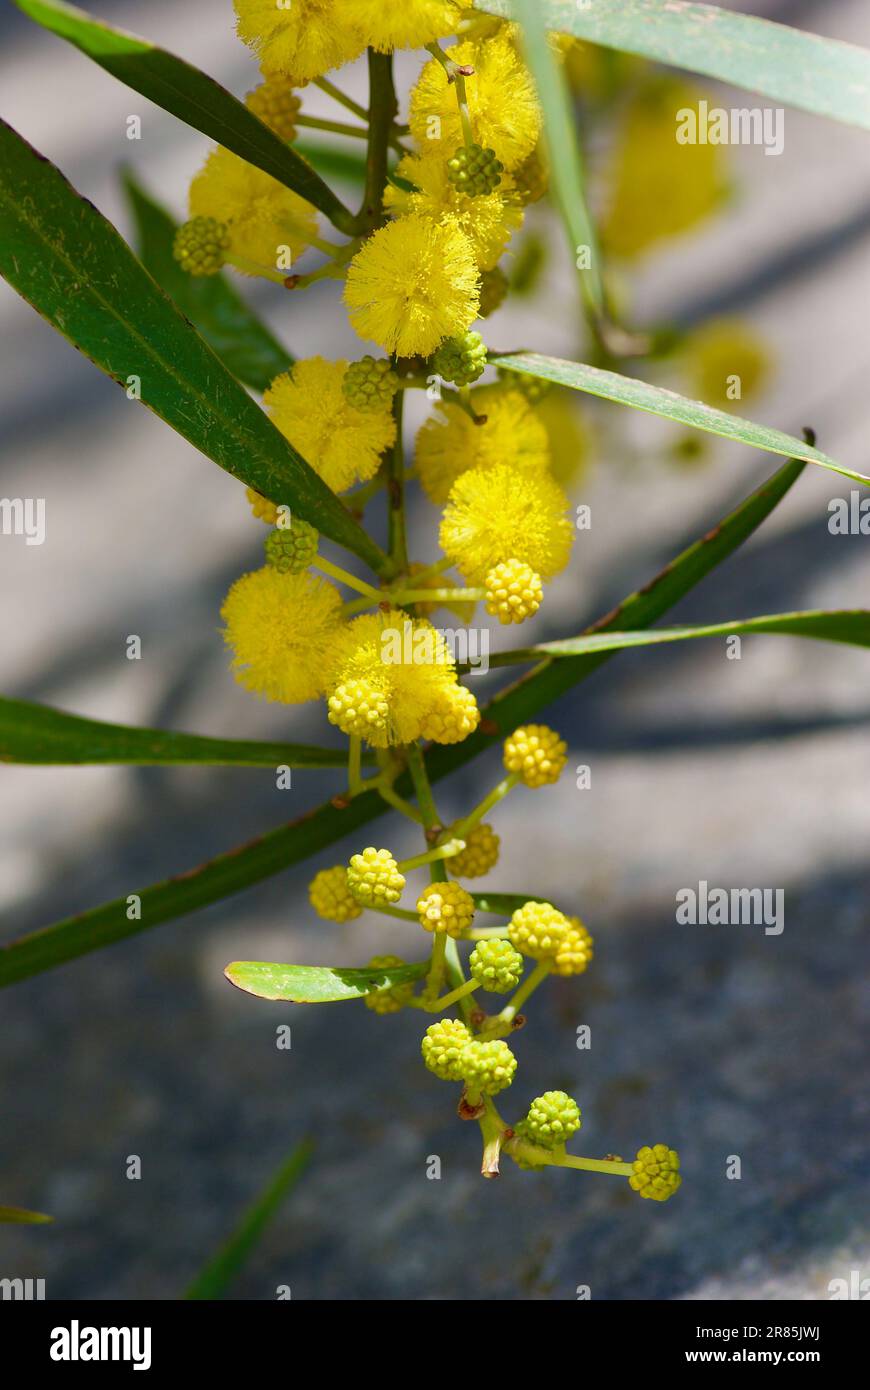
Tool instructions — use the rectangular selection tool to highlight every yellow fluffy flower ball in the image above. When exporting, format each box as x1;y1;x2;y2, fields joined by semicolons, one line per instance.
326;609;476;747
344;214;479;358
263;358;396;493
410;33;542;171
234;0;364;83
190;147;317;274
440;463;573;584
384;152;523;271
221;567;342;704
508;901;572;960
415;386;551;504
602;77;730;260
346;0;462;52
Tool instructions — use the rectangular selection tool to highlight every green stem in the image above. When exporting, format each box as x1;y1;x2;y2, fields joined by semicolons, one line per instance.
388;386;408;572
313;76;369;121
425;42;475;147
454;773;520;838
406;744;446;880
423;977;480;1012
390;587;483;605
377;783;424;824
314;556;383;600
356;49;396;234
295;114;369;141
397;838;465;873
224;253;290;285
424;931;448;1000
347;735;363;797
498;959;551;1023
466;925;510;940
368;902;420;923
479;1099;507;1177
407;557;453;585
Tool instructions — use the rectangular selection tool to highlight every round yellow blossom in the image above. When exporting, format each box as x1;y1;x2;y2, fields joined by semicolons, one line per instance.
326;609;463;748
418;684;480;745
263;358;396;493
190;146;317;274
384;152;523;271
422;1018;471;1080
409;33;541;171
221;566;342;704
686;320;770;408
630;1145;682;1202
347;847;406;908
552;918;594;977
309;865;362;923
508;901;572;960
327;677;390;743
234;0;364;83
344;214;479;358
415;387;550;504
602;77;730;260
485;559;543;625
448;822;500;878
346;0;462;52
245;487;280;525
417;880;475;938
503;724;568;788
245;77;301;142
440;464;573;584
363;955;415;1014
462;1038;517;1096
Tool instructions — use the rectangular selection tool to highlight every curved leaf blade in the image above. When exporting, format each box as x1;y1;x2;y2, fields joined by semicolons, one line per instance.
0;121;389;573
123;171;292;393
0;696;372;768
14;0;353;229
485;610;870;667
0;1205;53;1225
0;458;805;987
491;353;868;486
480;0;870;132
184;1141;313;1301
225;959;429;1004
512;0;604;318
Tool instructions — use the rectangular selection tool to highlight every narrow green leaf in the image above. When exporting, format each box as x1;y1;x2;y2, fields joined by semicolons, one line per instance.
491;353;868;486
0;696;374;768
485;610;870;668
0;1205;53;1225
225;959;429;1004
512;0;604;318
184;1140;313;1301
480;0;870;132
0;121;390;574
123;171;292;394
0;458;805;987
14;0;354;229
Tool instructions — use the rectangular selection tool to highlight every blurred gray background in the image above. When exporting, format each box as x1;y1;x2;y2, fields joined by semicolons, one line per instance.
1;0;868;1299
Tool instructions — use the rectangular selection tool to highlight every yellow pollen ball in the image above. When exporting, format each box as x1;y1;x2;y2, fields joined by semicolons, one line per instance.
189;146;317;274
264;358;396;494
440;464;573;585
415;386;551;504
221;566;343;704
344;214;480;359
